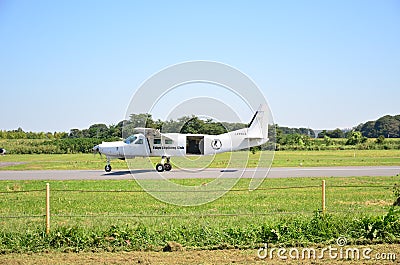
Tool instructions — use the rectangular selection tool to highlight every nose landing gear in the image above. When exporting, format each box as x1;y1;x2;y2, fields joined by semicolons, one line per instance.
156;156;172;172
104;158;112;172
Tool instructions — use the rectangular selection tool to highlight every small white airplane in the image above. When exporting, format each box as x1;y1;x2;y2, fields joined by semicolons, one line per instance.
93;104;269;172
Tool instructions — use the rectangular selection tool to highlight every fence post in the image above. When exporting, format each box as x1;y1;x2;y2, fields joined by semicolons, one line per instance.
46;183;50;235
321;180;326;213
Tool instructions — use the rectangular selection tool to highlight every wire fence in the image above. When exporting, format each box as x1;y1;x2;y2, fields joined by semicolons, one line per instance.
0;185;393;195
0;181;396;233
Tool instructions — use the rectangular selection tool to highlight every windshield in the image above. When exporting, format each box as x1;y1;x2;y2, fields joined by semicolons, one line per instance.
124;135;137;144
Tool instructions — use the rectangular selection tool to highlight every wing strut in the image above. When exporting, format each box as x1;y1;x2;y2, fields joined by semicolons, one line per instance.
146;137;152;154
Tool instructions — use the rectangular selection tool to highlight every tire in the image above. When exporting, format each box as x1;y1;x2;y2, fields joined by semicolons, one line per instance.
164;163;172;171
156;163;164;172
105;165;112;172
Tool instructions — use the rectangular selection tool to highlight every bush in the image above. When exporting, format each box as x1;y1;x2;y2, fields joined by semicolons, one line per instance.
1;208;400;253
0;138;119;154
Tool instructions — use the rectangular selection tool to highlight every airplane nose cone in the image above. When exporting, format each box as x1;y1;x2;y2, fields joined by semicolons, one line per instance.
93;145;100;152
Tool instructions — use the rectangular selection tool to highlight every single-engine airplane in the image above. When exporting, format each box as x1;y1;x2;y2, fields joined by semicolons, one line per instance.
93;104;269;172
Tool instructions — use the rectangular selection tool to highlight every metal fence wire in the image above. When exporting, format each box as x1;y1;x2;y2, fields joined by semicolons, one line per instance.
0;181;396;234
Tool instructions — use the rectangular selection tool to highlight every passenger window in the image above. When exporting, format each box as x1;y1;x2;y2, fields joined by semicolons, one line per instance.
154;139;161;144
135;139;143;144
165;139;173;145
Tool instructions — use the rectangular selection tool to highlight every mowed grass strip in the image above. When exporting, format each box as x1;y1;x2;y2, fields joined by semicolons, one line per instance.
0;176;399;252
0;176;397;230
0;150;399;170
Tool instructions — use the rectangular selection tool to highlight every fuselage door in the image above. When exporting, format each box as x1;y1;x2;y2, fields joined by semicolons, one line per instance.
186;136;204;155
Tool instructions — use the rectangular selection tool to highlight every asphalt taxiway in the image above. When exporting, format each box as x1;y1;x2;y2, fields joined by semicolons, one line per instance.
0;166;399;180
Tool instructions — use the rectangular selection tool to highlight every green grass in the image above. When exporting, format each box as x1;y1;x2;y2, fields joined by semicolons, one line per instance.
0;149;399;170
0;176;399;252
1;150;399;252
1;176;397;221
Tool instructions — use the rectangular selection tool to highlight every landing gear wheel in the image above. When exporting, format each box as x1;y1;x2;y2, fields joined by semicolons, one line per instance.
164;163;172;171
105;165;112;172
156;163;164;172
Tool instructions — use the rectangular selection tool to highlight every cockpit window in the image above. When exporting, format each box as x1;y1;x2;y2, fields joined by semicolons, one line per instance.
124;135;137;144
135;138;143;144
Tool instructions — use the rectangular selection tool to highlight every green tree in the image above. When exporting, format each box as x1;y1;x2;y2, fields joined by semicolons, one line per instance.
317;130;325;138
375;115;400;138
250;146;261;154
69;129;82;138
329;128;344;138
154;119;165;131
323;135;332;146
107;124;121;138
346;131;367;145
278;133;310;146
375;135;386;144
357;114;400;138
201;120;227;135
180;116;204;134
221;122;246;131
159;119;180;133
88;124;109;138
358;121;376;137
54;132;68;139
318;128;344;138
128;113;156;128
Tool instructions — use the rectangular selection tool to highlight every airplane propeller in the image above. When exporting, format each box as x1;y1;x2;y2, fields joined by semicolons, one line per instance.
92;145;102;157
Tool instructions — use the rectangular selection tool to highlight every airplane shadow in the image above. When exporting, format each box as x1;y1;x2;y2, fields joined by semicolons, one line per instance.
102;168;239;177
220;169;238;173
102;169;155;176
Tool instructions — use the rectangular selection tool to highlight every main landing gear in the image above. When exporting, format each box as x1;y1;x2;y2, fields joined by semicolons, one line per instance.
105;157;112;172
156;156;172;172
103;157;172;173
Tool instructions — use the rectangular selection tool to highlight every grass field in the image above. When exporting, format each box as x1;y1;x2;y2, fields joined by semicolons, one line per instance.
1;149;399;258
0;175;399;253
0;149;399;170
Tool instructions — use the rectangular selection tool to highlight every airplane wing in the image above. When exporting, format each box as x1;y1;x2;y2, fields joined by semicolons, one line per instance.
133;127;162;138
133;127;175;140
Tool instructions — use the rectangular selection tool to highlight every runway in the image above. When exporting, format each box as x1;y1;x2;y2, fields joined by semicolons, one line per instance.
0;166;399;181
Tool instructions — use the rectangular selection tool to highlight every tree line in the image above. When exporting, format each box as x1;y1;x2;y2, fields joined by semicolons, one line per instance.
0;114;248;140
356;114;400;138
317;114;400;139
1;113;398;140
0;113;399;154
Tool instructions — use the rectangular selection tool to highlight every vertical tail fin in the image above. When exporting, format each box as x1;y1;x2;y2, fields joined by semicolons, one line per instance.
247;104;269;140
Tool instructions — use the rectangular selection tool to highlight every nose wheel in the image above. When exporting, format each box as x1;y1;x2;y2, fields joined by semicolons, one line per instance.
104;158;112;172
156;156;172;172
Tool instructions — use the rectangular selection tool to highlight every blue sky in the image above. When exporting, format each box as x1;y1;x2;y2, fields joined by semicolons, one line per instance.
0;0;399;132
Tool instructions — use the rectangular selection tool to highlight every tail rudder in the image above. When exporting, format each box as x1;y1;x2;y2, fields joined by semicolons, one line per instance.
247;104;269;140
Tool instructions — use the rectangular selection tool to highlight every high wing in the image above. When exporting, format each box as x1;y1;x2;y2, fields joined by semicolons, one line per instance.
132;127;162;138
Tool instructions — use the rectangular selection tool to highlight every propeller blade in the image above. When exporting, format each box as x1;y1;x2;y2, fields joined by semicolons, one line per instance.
92;145;102;157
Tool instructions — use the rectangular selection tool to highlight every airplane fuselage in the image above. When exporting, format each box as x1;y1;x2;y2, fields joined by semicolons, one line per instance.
94;128;267;160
